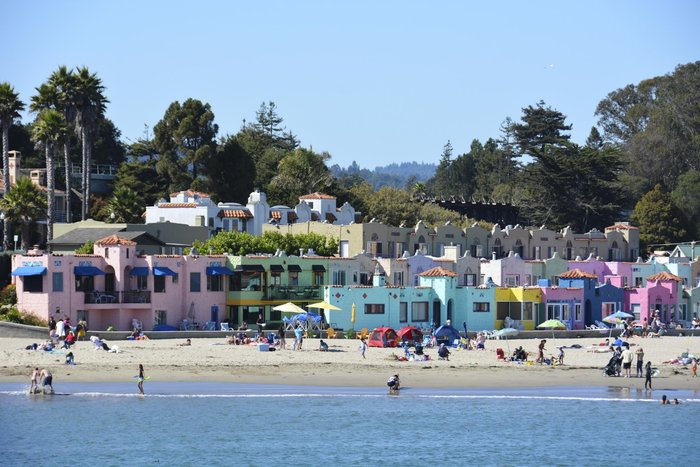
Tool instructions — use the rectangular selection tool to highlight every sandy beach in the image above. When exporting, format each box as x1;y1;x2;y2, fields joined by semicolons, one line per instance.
1;334;699;390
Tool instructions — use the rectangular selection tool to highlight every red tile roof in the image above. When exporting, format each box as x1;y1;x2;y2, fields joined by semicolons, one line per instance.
95;234;137;246
559;268;598;279
647;271;683;282
271;211;282;219
158;203;199;208
218;209;253;219
419;266;458;277
299;192;336;200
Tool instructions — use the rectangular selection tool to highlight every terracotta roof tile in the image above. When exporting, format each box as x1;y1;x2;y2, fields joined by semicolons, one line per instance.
95;234;137;246
218;209;253;219
646;271;683;282
271;211;282;219
158;203;198;208
558;268;598;279
419;266;458;277
299;192;336;200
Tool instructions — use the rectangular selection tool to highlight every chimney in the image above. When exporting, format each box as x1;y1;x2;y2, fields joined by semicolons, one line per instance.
8;151;20;185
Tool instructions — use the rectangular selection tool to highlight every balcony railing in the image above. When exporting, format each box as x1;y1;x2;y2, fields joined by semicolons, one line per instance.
265;285;322;301
121;290;151;304
84;290;119;304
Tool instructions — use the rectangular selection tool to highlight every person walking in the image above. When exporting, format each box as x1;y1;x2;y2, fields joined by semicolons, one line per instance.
644;361;653;390
537;340;546;364
635;347;644;378
278;323;286;350
137;364;145;395
360;337;368;359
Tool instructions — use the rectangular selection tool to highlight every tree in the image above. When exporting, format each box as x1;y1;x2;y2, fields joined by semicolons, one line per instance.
73;67;108;220
267;148;334;206
511;100;572;156
0;82;25;251
31;109;68;241
631;184;689;253
105;186;144;223
153;98;218;188
671;170;700;238
191;231;338;256
113;159;168;208
0;177;47;250
202;135;255;202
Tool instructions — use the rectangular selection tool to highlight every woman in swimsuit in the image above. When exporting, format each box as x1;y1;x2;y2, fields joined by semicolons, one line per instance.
137;364;145;395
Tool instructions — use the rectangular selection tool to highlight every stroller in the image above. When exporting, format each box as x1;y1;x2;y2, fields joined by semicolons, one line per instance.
603;354;621;376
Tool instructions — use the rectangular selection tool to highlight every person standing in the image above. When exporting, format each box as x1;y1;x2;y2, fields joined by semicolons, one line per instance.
39;368;53;393
278;323;286;350
621;346;634;378
293;324;303;351
48;317;56;336
56;318;66;341
256;313;265;335
692;359;697;377
537;340;546;364
644;361;653;390
30;367;39;393
137;364;145;395
635;347;644;378
360;337;368;359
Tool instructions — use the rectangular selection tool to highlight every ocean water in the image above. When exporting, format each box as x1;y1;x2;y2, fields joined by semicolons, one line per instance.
1;383;699;467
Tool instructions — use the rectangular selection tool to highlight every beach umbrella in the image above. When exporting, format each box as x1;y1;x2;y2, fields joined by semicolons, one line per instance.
603;311;633;339
537;319;566;343
273;302;306;314
351;303;356;326
495;327;519;354
307;301;342;339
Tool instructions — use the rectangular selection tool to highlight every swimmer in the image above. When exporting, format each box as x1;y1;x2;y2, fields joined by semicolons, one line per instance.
661;394;669;405
673;398;680;405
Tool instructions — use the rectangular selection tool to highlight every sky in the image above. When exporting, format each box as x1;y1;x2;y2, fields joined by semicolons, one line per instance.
4;0;699;169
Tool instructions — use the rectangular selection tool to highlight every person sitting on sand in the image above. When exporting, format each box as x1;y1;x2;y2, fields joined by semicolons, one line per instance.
62;331;76;349
438;343;450;360
65;352;75;365
178;338;191;346
476;333;486;350
319;339;329;352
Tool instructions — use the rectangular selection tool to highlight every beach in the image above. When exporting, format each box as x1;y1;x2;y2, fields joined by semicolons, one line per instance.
1;335;698;390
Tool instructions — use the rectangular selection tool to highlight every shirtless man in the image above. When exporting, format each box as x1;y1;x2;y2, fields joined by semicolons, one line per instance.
30;368;39;393
39;368;53;393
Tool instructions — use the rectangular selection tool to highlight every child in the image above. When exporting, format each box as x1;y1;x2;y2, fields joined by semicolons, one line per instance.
65;352;75;365
692;359;697;377
557;346;565;365
360;337;367;359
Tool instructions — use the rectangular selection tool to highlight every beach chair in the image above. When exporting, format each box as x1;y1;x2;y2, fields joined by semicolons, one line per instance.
220;322;231;331
355;328;368;340
326;327;337;339
421;334;435;348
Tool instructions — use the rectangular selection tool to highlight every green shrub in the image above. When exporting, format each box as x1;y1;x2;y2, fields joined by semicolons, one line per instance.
345;329;356;339
0;284;17;305
0;306;47;326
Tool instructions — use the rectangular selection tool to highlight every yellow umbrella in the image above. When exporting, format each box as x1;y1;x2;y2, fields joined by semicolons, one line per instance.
272;302;306;314
307;301;341;311
351;303;356;325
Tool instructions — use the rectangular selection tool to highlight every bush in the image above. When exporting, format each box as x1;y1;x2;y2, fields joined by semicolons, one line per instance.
0;306;47;326
0;284;16;305
345;329;356;339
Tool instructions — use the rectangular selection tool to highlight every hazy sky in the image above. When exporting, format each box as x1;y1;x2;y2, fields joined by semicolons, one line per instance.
4;0;699;168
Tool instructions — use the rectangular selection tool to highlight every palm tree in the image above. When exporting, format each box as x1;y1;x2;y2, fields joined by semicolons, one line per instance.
31;67;78;223
0;177;47;251
0;82;25;251
73;67;108;220
32;109;68;242
106;186;144;223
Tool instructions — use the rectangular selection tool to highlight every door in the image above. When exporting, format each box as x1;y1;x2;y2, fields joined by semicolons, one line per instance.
211;305;219;326
432;300;441;327
340;241;349;258
585;299;592;326
105;273;115;292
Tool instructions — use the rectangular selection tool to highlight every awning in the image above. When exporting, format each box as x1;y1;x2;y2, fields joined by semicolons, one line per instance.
74;266;105;276
130;267;150;276
311;265;326;272
206;266;233;276
153;266;177;276
11;266;47;276
270;265;284;273
287;264;302;272
232;264;265;272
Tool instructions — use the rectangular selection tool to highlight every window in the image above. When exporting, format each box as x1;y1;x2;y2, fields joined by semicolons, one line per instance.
393;271;404;286
270;272;281;286
230;272;260;291
332;270;346;286
547;246;555;258
497;302;522;320
104;248;109;258
523;302;533;320
195;215;205;226
364;304;385;315
207;274;223;292
602;302;615;317
288;272;299;286
464;274;477;286
172;273;178;284
399;302;408;322
52;272;63;292
137;275;148;290
126;248;129;258
359;273;371;286
562;304;571;321
575;303;582;321
313;271;324;286
155;310;167;326
190;272;201;292
24;275;43;293
474;302;490;313
154;275;166;293
411;302;429;321
634;277;643;287
504;275;520;287
75;276;94;292
533;246;541;260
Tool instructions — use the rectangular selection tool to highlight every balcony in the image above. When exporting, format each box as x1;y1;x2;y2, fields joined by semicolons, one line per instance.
121;290;151;304
84;291;119;304
266;285;322;301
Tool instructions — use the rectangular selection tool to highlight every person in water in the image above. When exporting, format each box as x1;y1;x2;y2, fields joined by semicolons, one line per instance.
387;374;400;391
137;364;145;395
30;368;39;393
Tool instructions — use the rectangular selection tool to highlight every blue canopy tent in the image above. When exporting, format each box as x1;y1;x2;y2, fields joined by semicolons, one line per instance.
434;324;461;346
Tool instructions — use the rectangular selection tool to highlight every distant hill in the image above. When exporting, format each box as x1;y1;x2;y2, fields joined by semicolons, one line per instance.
330;161;436;189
